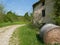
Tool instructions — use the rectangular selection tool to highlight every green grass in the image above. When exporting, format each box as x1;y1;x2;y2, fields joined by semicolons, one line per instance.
9;24;45;45
0;21;28;27
9;24;60;45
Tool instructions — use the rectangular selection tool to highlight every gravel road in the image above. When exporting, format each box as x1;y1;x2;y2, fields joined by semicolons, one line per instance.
0;24;25;45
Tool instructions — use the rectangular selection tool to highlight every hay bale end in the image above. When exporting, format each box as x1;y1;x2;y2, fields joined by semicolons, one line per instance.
40;24;60;44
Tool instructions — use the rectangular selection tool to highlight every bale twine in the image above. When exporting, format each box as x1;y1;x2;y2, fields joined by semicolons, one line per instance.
40;24;60;44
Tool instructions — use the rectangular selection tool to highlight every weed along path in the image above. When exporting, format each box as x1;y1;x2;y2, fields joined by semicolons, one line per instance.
0;24;25;45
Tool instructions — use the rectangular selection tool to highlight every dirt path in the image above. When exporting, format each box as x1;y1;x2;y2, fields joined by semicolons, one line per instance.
0;24;25;45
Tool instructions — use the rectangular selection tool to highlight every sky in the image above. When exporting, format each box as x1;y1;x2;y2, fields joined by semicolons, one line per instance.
0;0;38;15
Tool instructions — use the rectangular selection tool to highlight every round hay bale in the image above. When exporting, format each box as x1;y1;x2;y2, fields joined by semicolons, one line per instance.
40;24;60;44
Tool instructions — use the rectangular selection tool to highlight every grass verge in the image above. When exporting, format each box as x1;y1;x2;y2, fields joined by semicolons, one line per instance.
9;24;45;45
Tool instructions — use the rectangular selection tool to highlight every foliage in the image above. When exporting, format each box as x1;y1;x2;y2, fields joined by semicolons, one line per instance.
53;0;60;25
0;4;4;13
0;4;5;23
0;3;32;27
29;13;33;22
5;11;18;22
0;4;29;23
9;24;45;45
24;12;31;21
54;0;60;16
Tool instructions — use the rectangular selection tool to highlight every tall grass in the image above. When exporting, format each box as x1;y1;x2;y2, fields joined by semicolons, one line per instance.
9;24;45;45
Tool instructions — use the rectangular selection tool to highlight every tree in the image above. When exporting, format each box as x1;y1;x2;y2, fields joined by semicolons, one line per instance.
6;11;18;22
24;12;30;21
24;12;29;18
0;4;4;14
0;4;5;23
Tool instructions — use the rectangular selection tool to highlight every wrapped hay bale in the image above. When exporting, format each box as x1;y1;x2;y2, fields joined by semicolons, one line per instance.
40;24;60;44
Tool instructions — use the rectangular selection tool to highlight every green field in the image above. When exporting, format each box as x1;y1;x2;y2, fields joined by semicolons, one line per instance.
0;21;28;27
9;24;45;45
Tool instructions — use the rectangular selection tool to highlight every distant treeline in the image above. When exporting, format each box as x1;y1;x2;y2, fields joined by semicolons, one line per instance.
0;4;33;23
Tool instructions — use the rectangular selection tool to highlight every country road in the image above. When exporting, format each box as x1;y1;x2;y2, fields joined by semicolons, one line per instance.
0;24;25;45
